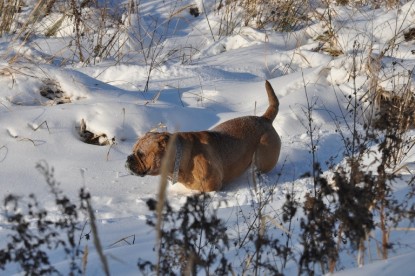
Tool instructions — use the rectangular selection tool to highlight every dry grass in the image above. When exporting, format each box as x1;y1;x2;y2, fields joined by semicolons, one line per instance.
155;133;179;272
0;0;21;36
215;0;311;36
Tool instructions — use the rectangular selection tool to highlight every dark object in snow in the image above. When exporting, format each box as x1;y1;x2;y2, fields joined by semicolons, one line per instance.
77;118;114;146
404;27;415;41
189;6;200;17
40;78;71;104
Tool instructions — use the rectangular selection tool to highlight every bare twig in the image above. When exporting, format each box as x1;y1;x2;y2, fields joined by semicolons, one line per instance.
0;100;11;111
86;199;110;276
144;89;162;105
109;234;136;247
106;142;116;161
82;245;89;276
0;145;8;162
391;227;415;231
30;120;51;133
155;133;178;274
201;0;216;41
177;81;185;107
122;108;125;128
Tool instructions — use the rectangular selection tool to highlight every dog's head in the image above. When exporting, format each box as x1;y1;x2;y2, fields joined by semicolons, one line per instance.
125;132;171;177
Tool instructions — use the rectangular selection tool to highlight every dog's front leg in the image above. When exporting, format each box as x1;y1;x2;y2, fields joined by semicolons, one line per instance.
188;155;223;192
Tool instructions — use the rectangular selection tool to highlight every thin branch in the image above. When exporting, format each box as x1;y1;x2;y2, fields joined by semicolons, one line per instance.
30;120;51;133
109;234;136;247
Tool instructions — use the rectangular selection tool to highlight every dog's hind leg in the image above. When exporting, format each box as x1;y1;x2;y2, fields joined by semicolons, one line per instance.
254;130;281;173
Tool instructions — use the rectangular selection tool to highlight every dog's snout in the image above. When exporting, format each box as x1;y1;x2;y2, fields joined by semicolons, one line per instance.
126;154;134;164
125;155;135;172
125;154;147;177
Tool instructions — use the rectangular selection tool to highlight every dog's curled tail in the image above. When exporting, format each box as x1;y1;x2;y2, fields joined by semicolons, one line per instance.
262;80;279;122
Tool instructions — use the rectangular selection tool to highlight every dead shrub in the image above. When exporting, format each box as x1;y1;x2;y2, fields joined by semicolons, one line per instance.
373;88;415;130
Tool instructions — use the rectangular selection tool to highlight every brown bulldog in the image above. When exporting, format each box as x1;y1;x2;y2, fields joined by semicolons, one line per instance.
125;81;281;192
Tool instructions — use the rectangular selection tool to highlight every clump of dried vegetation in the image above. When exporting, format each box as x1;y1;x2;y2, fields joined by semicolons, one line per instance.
0;161;100;275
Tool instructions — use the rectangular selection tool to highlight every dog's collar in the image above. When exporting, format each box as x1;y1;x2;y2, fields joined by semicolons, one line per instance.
171;138;182;185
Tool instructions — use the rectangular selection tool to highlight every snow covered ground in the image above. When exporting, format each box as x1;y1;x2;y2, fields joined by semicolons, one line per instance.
1;0;415;275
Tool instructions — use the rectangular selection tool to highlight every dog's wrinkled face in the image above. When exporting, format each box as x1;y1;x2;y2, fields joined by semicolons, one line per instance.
125;132;170;177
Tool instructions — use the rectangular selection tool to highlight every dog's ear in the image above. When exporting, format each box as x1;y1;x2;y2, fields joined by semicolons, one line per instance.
156;132;171;149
